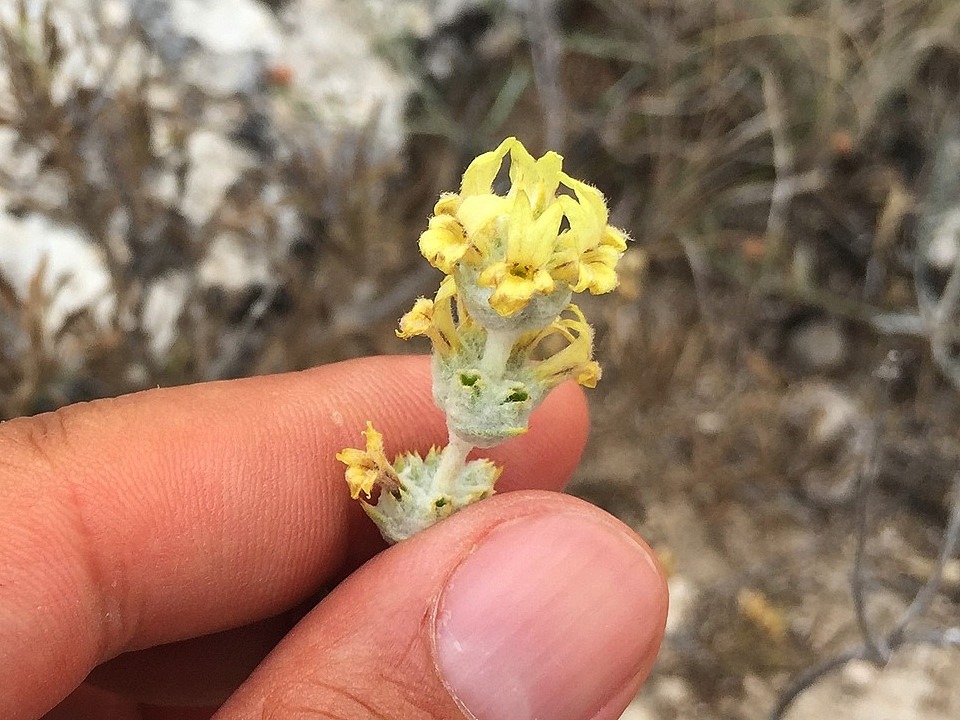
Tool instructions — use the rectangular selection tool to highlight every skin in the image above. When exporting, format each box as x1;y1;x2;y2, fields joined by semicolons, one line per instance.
0;356;667;720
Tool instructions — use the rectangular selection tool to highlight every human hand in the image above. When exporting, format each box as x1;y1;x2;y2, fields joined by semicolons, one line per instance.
0;356;667;720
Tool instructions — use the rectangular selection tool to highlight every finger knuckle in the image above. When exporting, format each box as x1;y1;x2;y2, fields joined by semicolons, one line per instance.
0;401;136;657
261;675;449;720
0;402;94;477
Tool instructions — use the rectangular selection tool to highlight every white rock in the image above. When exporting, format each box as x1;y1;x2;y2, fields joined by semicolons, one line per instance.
274;0;413;165
653;676;693;706
695;411;724;436
784;381;862;446
170;0;281;56
131;0;282;96
2;0;144;106
840;658;878;696
788;319;848;373
664;575;696;635
0;214;114;338
175;0;282;97
101;0;131;27
617;695;657;720
142;271;190;359
181;130;256;226
198;232;272;291
149;169;180;207
0;127;44;208
364;0;430;38
0;211;190;363
927;208;960;271
782;381;869;504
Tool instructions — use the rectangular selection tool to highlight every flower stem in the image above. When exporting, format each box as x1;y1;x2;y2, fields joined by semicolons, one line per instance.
434;432;473;496
480;327;522;379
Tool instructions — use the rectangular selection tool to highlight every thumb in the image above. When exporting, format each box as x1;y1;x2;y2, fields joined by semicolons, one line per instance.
215;491;667;720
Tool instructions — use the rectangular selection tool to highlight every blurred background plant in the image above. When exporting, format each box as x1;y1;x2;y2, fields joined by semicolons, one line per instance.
1;0;959;718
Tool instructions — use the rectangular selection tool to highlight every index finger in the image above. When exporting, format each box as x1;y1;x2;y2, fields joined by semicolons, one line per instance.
0;355;589;720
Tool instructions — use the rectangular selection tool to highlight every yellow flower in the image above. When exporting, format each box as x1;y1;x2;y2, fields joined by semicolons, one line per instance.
558;175;628;295
476;190;564;316
396;298;434;337
507;140;563;215
418;214;471;275
397;275;462;356
417;139;514;274
417;137;627;317
523;304;601;389
336;422;400;500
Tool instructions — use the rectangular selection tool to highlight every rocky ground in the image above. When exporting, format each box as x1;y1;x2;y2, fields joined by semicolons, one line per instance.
1;1;959;718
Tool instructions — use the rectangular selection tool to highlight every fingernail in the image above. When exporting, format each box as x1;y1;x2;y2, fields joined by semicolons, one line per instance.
434;512;666;720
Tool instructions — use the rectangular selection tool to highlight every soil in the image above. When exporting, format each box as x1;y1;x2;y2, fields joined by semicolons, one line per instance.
571;270;960;718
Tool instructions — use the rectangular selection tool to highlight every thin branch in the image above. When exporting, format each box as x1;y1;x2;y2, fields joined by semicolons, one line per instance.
524;0;567;150
906;627;960;648
759;65;795;265
769;647;867;720
887;471;960;647
929;251;960;391
773;368;960;716
850;399;889;663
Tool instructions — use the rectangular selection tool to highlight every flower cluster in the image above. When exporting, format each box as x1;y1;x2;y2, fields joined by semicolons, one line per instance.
338;137;628;543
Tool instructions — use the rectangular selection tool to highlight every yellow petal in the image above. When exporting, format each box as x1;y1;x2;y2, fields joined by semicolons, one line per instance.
533;151;563;202
575;361;601;388
548;235;581;284
573;261;619;295
602;225;629;253
461;138;512;196
431;274;460;355
557;193;599;252
363;421;386;459
397;298;434;338
434;192;461;216
589;264;619;294
526;199;565;267
531;304;598;388
336;448;369;466
337;438;380;500
505;191;537;267
418;215;468;273
562;174;610;228
506;137;536;183
488;274;537;316
457;194;509;239
477;261;508;289
532;268;555;295
508;142;562;213
396;277;461;357
345;465;377;499
337;422;399;501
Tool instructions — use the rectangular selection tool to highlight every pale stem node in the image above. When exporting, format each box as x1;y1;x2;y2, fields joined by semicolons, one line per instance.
480;327;523;379
434;431;474;495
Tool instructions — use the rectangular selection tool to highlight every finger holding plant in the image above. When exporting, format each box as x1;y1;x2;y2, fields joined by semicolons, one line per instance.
337;137;628;543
